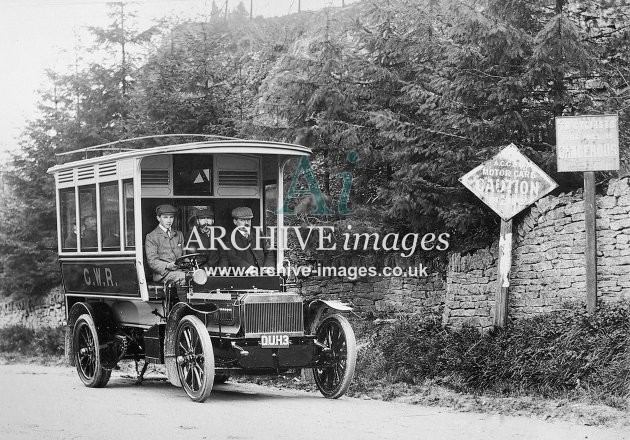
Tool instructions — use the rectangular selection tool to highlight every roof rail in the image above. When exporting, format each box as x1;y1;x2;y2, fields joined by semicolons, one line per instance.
55;134;241;158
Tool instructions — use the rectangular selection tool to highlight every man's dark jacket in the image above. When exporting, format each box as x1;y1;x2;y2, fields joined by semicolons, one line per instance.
225;229;274;269
186;228;228;268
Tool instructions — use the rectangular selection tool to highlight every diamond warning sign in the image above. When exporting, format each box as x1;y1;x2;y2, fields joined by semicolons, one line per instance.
460;144;558;221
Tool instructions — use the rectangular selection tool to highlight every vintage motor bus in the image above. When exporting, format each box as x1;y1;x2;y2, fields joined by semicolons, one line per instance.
47;136;356;402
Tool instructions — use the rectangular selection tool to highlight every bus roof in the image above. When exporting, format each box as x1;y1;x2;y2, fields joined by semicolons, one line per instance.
47;139;312;174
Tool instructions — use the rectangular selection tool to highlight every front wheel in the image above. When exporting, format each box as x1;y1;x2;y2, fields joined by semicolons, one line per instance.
175;315;214;402
312;314;357;399
73;314;111;388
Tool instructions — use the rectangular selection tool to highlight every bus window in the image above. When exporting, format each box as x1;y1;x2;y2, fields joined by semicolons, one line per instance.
60;188;77;251
123;180;135;249
79;186;97;250
100;182;120;250
173;154;213;196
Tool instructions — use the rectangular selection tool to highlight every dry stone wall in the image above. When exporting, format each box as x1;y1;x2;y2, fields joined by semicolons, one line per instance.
444;177;630;329
0;287;65;329
291;271;445;314
443;246;497;330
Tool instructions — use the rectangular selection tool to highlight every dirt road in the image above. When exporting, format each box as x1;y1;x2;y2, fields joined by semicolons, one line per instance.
0;363;627;440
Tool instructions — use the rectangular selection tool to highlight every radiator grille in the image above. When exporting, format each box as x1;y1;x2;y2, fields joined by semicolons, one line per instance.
244;301;303;335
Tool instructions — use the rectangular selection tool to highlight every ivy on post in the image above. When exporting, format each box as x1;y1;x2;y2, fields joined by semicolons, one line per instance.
460;144;558;328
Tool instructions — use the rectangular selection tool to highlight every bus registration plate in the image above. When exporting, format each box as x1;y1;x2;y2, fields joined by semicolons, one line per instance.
261;334;290;348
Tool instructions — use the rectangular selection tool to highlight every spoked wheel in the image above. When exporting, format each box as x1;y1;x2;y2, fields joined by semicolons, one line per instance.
175;315;214;402
313;314;357;399
73;314;111;388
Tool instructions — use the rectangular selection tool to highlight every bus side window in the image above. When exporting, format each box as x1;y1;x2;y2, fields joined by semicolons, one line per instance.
123;180;135;249
100;182;120;250
79;186;97;250
60;188;77;251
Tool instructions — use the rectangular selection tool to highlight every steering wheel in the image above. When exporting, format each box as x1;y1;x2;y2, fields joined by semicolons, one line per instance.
175;252;210;270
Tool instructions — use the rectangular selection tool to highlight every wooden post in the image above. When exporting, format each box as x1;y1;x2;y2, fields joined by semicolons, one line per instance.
584;171;597;313
494;219;513;328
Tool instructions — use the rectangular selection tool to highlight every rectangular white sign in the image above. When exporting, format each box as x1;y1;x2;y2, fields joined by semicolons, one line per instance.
556;114;619;172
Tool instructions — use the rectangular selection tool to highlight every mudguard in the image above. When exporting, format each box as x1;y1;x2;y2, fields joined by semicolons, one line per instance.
164;302;217;356
67;302;119;369
304;298;353;334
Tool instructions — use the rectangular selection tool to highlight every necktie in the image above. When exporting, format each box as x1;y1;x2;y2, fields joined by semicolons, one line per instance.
167;229;171;238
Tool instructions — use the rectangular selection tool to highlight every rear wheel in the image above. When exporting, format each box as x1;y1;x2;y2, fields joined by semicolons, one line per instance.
73;314;111;388
313;314;357;399
175;315;214;402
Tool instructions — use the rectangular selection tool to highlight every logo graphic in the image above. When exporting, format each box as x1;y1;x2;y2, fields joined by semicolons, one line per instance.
279;152;358;215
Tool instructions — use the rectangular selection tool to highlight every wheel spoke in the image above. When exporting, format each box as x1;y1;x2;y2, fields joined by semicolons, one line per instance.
184;328;192;351
191;331;199;354
193;365;202;391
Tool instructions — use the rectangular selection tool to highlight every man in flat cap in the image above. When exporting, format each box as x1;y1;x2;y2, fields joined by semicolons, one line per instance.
225;206;274;272
186;206;227;268
145;204;186;286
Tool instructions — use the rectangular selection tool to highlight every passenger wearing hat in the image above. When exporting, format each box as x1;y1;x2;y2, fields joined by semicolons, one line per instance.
81;211;98;249
225;206;274;271
186;206;227;268
145;204;186;286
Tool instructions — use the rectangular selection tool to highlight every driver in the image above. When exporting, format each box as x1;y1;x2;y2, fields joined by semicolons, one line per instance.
145;204;186;286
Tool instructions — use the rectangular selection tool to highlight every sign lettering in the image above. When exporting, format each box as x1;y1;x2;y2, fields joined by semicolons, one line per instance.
460;144;558;221
62;260;139;296
556;114;619;172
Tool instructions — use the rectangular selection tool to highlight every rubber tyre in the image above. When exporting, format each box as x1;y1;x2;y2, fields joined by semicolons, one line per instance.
73;314;112;388
312;314;357;399
175;315;215;402
165;356;182;387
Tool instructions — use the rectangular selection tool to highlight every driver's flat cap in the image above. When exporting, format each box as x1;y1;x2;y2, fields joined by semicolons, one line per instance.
156;204;177;215
231;206;253;219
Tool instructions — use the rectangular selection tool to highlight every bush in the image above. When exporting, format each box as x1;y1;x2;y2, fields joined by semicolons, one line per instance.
0;325;35;353
0;325;65;356
32;326;65;355
354;302;630;405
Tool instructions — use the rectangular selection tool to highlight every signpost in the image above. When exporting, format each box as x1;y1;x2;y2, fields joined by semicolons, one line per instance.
556;114;620;313
460;144;558;327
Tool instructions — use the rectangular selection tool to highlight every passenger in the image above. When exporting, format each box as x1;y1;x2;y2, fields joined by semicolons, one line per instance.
81;212;98;249
145;204;186;286
186;207;228;268
225;206;274;272
64;222;81;249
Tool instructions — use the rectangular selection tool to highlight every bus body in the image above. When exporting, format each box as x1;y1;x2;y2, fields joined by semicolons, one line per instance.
47;138;356;402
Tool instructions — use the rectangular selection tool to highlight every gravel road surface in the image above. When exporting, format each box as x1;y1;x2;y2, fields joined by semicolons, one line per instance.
0;364;627;440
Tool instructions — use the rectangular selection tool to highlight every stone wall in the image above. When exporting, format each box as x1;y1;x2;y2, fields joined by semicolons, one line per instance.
442;245;497;330
444;177;630;329
0;287;65;329
291;271;445;314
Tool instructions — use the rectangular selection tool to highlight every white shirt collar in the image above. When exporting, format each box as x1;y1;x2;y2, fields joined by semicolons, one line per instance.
159;224;170;234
